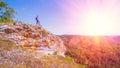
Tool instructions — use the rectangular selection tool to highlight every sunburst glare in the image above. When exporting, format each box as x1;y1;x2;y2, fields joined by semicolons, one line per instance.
56;0;120;35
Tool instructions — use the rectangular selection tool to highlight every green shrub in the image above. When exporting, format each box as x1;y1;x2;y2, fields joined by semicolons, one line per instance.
0;0;16;23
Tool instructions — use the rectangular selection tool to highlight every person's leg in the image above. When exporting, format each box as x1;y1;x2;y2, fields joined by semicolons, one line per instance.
36;20;39;25
36;21;41;25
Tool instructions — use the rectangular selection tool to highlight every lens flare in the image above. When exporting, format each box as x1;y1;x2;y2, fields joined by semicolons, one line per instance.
84;10;116;35
56;0;120;35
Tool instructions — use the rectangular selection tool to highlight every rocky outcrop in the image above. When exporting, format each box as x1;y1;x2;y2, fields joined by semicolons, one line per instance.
0;23;66;56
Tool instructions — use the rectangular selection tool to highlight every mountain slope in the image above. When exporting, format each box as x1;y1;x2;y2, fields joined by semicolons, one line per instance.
0;23;85;68
0;36;84;68
60;35;120;68
0;23;66;56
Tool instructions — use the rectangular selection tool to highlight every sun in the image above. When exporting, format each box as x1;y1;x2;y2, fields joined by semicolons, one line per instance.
84;11;115;35
57;0;119;35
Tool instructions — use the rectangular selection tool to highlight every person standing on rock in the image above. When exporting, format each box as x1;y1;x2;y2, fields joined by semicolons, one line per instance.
35;16;40;25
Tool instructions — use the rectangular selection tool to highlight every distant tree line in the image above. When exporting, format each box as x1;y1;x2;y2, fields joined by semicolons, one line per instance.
0;0;15;23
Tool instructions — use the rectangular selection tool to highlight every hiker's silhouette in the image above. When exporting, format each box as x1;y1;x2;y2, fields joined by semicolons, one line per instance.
36;16;40;25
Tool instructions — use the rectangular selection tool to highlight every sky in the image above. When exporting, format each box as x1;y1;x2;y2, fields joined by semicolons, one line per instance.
3;0;120;35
